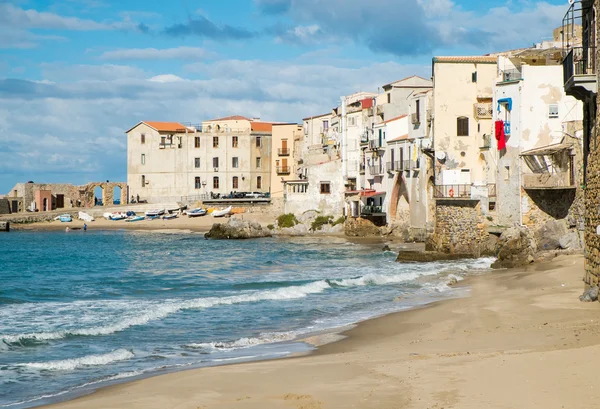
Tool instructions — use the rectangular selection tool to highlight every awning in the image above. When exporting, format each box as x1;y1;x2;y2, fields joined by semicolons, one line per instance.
361;191;385;197
520;143;572;156
497;97;512;111
344;189;385;197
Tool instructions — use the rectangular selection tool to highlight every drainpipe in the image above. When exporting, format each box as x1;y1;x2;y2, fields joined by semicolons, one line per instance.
341;96;347;180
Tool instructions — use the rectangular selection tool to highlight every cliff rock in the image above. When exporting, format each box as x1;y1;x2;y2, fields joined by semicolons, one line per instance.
492;226;537;269
205;218;272;240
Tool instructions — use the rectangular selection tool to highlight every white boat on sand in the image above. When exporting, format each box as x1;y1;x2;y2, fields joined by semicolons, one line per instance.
212;206;232;218
78;211;95;222
145;209;165;217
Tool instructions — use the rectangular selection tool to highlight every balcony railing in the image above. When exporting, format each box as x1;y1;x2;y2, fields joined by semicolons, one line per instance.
386;161;395;171
522;172;575;189
359;163;366;174
368;165;383;175
361;205;385;215
276;166;291;174
278;148;290;156
500;68;522;82
434;184;472;199
474;103;493;119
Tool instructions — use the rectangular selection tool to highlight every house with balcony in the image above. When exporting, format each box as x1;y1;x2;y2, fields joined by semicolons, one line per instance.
270;123;303;198
494;49;583;227
561;0;600;285
431;55;498;213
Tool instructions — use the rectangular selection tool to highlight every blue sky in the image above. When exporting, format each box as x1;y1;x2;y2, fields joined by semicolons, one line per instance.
0;0;569;192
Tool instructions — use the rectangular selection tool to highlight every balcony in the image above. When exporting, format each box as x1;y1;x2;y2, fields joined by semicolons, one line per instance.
278;148;290;156
359;163;366;174
522;172;575;190
276;166;291;175
361;205;385;216
474;103;493;119
480;134;491;149
386;161;395;172
434;184;472;199
368;165;383;176
499;68;522;82
563;46;597;100
368;140;384;151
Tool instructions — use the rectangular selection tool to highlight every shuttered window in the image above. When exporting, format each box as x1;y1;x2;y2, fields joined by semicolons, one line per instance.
457;117;469;136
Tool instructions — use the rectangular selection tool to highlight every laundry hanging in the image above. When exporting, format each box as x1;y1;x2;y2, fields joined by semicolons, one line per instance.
495;120;506;151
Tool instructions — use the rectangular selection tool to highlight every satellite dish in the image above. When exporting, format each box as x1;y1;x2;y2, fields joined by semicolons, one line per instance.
435;151;446;161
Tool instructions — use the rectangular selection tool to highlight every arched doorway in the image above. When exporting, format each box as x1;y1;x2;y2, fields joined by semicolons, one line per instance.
113;186;122;205
388;173;410;223
93;186;103;206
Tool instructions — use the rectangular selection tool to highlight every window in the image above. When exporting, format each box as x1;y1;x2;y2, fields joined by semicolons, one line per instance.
160;136;166;145
320;182;331;194
387;93;391;103
256;157;262;169
232;157;239;168
472;71;477;83
213;177;219;189
415;100;420;120
195;177;201;189
232;136;238;147
232;176;239;189
213;136;219;148
348;116;356;126
194;158;200;168
256;136;262;147
194;136;200;148
549;104;559;118
322;120;329;130
457;117;469;136
213;157;219;169
257;176;262;189
141;175;145;187
141;133;145;144
141;154;145;165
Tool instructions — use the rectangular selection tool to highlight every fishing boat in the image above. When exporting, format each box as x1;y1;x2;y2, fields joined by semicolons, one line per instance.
145;209;165;217
163;213;178;220
212;206;232;218
78;211;94;222
187;208;207;218
145;215;160;220
110;213;127;221
58;214;72;223
126;215;145;222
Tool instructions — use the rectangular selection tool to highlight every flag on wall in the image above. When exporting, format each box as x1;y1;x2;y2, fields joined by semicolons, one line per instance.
495;120;506;151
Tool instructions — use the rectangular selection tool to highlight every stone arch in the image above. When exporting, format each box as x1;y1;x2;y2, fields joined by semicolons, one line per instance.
388;172;410;222
83;182;128;207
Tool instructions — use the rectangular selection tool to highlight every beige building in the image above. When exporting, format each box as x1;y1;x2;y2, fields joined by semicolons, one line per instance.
271;123;303;198
127;117;274;203
431;56;498;201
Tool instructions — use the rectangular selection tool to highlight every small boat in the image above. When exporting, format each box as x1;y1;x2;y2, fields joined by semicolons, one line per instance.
59;214;72;223
110;213;127;221
145;209;165;217
126;215;145;222
145;215;160;220
187;208;207;218
78;211;95;222
212;206;232;218
103;212;112;220
126;211;136;217
163;213;178;220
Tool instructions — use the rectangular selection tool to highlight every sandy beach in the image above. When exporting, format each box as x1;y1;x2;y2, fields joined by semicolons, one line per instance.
37;253;597;409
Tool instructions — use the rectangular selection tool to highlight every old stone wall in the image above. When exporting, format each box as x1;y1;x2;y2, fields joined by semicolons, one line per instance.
523;188;583;229
0;199;10;215
429;200;486;256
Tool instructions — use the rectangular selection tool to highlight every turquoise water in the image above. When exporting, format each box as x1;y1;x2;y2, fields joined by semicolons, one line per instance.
0;231;493;408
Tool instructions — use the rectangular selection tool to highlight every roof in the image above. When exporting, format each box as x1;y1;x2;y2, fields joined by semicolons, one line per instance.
206;115;251;122
302;112;331;121
126;121;189;133
387;134;410;142
433;56;497;64
344;189;385;197
383;115;407;124
250;122;274;133
520;143;572;156
382;75;431;89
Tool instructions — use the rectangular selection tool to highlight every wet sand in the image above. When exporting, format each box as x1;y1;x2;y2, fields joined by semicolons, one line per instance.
41;253;597;409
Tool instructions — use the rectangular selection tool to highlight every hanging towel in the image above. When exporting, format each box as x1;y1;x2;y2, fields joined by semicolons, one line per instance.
495;120;506;151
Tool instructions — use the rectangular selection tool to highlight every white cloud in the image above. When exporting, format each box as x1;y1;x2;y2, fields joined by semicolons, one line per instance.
100;47;216;61
0;3;111;31
148;74;185;83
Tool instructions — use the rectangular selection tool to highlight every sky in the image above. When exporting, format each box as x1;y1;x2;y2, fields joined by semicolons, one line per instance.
0;0;570;192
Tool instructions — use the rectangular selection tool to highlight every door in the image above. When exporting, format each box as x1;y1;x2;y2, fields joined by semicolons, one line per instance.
11;200;18;213
56;194;64;209
282;158;288;172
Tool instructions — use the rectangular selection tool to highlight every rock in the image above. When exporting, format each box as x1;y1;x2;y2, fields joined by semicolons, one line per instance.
318;223;344;234
491;226;537;269
344;218;381;237
534;219;569;251
298;210;320;224
559;231;582;250
447;276;459;286
204;218;272;240
580;286;599;302
396;250;475;263
480;234;499;257
382;245;391;252
278;223;309;236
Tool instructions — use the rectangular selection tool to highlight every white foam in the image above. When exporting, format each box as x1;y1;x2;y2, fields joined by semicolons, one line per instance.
185;331;298;352
20;349;134;371
330;270;437;287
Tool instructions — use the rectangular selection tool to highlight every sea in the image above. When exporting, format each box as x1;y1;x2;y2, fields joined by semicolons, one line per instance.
0;230;494;408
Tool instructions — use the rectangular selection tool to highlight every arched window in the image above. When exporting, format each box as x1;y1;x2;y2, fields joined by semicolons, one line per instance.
457;117;469;136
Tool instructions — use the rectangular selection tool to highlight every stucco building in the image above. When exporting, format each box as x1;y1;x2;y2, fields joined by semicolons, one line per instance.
271;123;302;198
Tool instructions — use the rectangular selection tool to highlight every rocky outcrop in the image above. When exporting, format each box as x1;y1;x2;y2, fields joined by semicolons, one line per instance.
204;218;272;240
397;250;475;263
534;219;569;251
344;218;381;237
580;286;599;302
559;231;582;250
491;226;537;269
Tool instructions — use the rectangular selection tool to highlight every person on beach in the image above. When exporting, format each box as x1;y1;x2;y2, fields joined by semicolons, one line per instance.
83;223;87;231
65;227;70;232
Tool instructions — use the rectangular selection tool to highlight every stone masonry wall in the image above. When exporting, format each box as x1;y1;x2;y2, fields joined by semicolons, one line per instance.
429;200;486;256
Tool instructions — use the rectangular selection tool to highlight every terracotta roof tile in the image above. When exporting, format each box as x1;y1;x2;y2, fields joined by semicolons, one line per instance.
251;122;274;133
433;56;497;64
129;121;190;133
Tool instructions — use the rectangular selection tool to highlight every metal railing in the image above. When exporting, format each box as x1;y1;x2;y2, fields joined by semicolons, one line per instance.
386;161;395;171
522;172;575;189
434;184;472;198
361;205;384;215
276;166;291;174
368;165;383;175
500;68;522;82
278;148;290;156
564;46;597;83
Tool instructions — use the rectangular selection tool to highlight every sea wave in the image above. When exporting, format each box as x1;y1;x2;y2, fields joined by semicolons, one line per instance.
20;349;134;371
184;331;298;352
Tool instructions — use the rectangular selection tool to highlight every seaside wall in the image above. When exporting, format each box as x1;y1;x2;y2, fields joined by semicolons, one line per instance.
428;199;485;256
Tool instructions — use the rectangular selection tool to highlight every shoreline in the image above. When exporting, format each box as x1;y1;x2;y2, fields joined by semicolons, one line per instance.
37;252;597;409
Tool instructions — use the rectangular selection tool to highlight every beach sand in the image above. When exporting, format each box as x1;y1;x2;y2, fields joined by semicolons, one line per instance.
42;253;598;409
